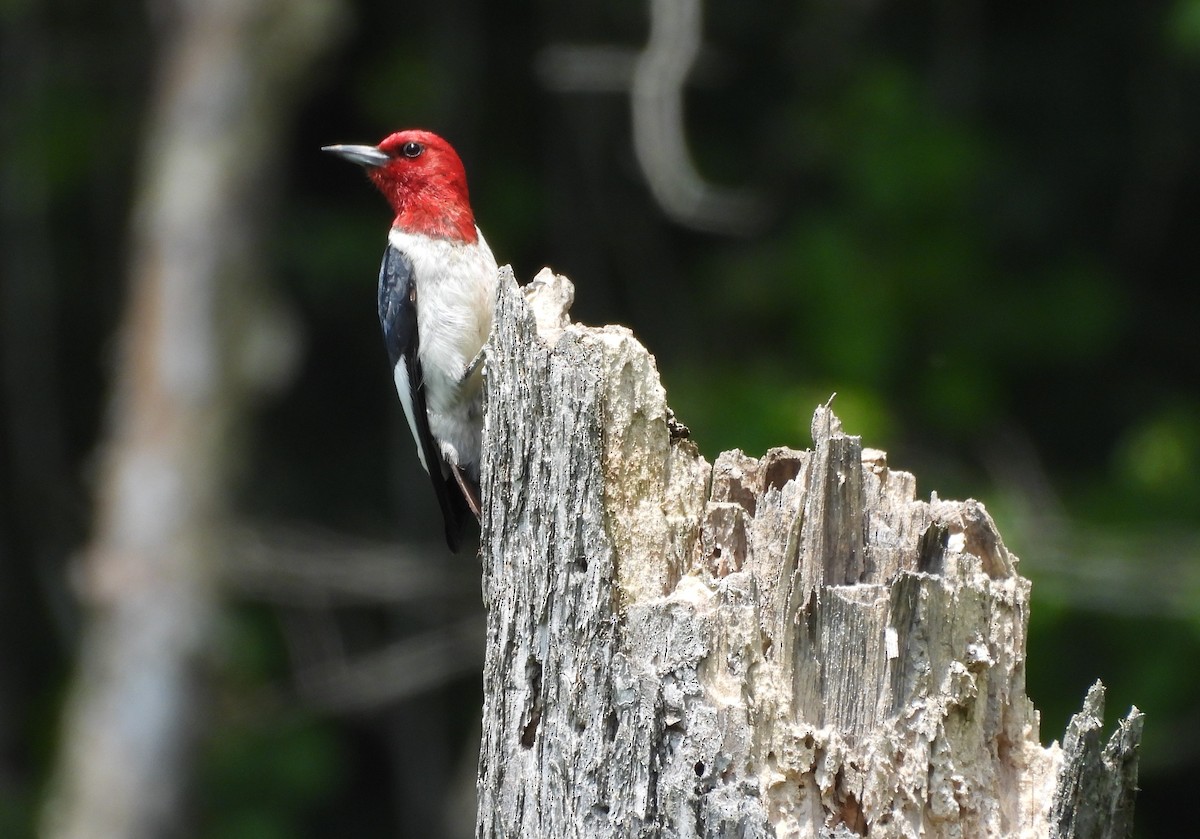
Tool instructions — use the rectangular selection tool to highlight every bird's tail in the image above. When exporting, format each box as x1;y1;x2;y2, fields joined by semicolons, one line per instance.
442;466;481;553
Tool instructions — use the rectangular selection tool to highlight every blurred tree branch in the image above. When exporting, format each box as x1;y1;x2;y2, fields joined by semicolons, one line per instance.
40;0;343;836
630;0;766;234
538;0;766;235
225;524;472;608
983;430;1200;618
222;523;484;713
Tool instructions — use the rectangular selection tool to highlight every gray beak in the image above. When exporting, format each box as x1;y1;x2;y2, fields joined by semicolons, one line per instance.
322;143;390;168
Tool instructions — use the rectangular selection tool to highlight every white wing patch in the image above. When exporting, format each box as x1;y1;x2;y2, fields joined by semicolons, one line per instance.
393;363;428;473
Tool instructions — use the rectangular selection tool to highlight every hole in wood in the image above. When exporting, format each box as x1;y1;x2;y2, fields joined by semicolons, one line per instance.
520;659;543;748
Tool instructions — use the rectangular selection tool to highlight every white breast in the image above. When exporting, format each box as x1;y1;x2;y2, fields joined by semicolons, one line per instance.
387;227;498;473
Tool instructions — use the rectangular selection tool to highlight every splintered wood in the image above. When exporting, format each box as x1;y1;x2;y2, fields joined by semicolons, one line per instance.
478;268;1141;839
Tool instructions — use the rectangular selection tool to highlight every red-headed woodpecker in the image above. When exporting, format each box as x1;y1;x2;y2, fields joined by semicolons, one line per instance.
323;129;498;552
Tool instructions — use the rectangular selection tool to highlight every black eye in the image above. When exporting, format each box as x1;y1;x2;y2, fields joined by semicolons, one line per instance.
400;141;424;159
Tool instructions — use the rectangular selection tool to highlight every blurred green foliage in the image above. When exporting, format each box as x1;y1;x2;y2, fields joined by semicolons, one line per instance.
200;715;343;839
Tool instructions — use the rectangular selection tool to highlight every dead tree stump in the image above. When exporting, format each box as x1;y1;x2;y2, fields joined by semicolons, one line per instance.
478;268;1142;839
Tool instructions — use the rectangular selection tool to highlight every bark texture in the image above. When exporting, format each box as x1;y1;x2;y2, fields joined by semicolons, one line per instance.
478;269;1141;838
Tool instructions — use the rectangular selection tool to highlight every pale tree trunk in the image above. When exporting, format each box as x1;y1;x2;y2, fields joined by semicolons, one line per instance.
40;0;340;836
478;269;1142;838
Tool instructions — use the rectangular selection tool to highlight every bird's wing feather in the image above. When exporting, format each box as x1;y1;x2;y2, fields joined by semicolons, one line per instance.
378;244;467;551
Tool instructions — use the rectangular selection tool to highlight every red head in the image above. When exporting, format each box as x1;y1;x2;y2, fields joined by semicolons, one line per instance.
323;129;478;243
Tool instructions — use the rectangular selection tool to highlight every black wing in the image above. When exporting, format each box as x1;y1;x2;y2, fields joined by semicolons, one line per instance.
378;245;470;551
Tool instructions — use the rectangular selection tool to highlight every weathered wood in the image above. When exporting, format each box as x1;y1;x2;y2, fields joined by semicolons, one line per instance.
1050;683;1143;839
478;268;1141;838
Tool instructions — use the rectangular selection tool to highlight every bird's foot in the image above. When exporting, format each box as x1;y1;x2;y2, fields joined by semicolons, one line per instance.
451;464;482;521
460;344;488;385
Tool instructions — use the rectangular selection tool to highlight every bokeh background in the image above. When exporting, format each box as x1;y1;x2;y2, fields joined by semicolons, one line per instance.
2;0;1198;836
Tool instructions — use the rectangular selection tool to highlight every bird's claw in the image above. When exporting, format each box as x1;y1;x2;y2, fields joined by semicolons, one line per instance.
461;344;488;385
451;464;482;521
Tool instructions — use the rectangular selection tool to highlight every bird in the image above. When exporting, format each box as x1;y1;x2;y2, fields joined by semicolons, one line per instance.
323;129;498;552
